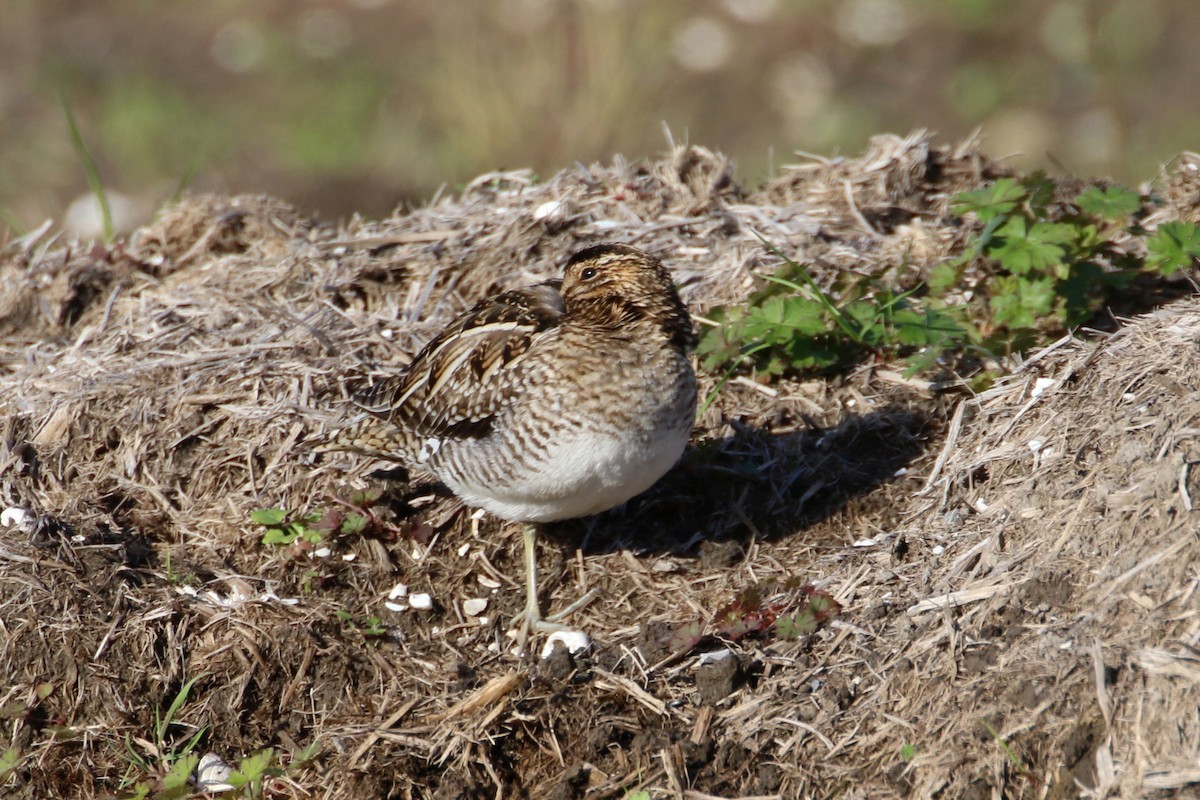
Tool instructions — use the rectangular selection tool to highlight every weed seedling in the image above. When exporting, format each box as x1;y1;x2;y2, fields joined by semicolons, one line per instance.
335;609;388;637
698;242;974;404
252;507;323;546
119;673;209;798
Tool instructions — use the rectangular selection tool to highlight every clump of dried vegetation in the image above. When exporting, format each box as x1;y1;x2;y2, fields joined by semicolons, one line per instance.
2;132;1200;799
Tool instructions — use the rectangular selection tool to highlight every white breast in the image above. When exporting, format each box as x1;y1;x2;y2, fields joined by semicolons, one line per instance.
443;422;691;523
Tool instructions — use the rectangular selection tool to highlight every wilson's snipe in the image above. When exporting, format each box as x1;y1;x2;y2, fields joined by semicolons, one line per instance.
327;243;697;640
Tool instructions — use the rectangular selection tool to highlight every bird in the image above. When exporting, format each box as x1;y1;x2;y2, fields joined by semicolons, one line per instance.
324;243;698;642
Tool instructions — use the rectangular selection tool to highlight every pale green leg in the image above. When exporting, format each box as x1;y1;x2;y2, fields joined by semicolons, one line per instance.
515;523;600;647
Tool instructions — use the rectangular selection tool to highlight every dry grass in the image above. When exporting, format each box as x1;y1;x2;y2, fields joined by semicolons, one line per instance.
2;132;1199;798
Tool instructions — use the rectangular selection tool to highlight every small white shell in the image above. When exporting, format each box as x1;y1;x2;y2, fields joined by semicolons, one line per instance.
462;598;488;617
409;592;434;610
540;630;591;659
1;507;34;529
388;583;408;600
697;649;734;666
195;752;235;792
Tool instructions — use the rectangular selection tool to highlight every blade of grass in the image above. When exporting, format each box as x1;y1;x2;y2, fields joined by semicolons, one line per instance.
59;89;114;242
751;231;865;344
155;673;208;746
699;340;774;416
167;149;205;207
0;207;27;238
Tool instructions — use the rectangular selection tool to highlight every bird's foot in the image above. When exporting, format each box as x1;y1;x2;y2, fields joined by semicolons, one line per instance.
512;588;600;651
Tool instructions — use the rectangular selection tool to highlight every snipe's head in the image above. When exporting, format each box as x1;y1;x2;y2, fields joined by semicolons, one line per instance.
561;243;696;350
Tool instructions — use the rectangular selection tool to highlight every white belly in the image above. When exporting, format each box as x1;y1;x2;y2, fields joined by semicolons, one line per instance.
444;424;690;523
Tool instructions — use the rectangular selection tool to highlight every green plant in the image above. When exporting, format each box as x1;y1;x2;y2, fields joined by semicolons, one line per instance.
120;674;209;798
981;720;1030;778
159;546;195;587
226;747;279;799
222;743;321;799
936;175;1193;342
120;740;320;800
60;90;114;242
664;577;842;657
334;609;388;637
252;507;323;546
697;246;972;403
701;176;1195;402
254;490;387;548
0;745;23;780
1146;220;1200;275
715;578;841;642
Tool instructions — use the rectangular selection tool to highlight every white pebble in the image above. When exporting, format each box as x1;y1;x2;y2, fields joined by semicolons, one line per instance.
457;543;471;556
341;553;356;561
1;507;34;529
462;597;488;616
1031;377;1055;397
384;601;407;612
409;592;433;610
477;575;502;589
540;630;591;659
931;544;945;556
388;583;408;600
313;547;332;558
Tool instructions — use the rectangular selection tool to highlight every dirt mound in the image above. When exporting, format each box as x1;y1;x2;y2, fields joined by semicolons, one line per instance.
2;132;1198;798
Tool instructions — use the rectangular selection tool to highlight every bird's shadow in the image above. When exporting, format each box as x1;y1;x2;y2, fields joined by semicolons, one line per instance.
544;405;932;557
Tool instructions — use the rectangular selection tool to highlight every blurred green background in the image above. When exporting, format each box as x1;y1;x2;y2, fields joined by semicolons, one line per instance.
4;0;1198;237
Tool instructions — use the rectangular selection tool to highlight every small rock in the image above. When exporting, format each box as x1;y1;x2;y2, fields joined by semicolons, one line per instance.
696;649;741;705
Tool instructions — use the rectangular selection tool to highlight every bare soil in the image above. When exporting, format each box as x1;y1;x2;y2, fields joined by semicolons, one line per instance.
3;133;1200;799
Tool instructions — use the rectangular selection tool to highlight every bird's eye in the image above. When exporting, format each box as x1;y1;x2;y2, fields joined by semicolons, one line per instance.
580;267;598;281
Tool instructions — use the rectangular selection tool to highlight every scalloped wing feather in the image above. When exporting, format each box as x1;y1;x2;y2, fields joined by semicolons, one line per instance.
356;281;564;444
